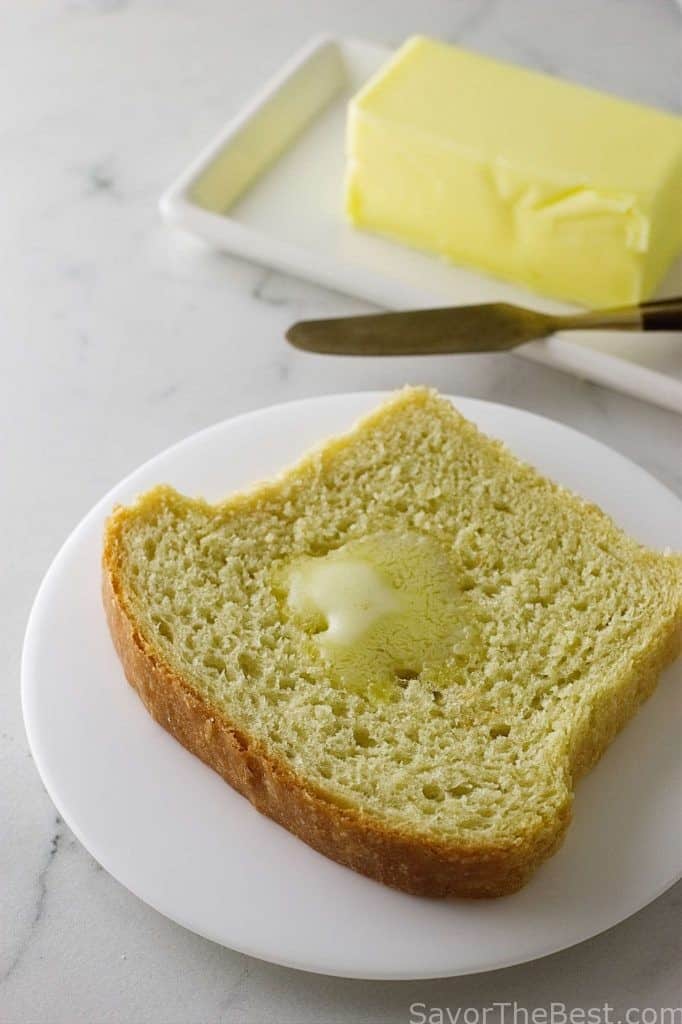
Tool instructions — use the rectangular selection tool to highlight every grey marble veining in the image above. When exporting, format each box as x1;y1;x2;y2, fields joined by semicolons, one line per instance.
1;1;681;1021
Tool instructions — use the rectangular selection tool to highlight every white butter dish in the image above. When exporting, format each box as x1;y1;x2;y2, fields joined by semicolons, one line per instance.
160;36;682;414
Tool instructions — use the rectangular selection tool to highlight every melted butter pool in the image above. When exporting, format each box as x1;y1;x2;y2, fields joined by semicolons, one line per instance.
282;533;479;701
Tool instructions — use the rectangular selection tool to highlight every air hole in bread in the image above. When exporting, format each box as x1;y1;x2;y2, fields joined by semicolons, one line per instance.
395;667;420;682
238;652;261;679
353;725;375;748
156;619;173;642
203;653;226;673
422;783;445;802
449;783;474;798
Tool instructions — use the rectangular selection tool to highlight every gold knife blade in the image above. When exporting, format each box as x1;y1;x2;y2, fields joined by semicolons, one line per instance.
286;304;557;356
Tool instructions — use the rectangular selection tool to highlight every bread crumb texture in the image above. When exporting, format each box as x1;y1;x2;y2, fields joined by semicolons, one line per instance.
103;389;681;890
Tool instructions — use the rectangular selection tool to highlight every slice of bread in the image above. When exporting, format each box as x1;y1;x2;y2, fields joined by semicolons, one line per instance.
102;388;681;897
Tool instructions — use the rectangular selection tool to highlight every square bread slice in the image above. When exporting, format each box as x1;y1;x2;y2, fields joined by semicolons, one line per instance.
102;388;681;896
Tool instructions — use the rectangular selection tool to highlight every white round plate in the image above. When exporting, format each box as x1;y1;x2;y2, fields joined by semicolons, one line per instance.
22;393;682;980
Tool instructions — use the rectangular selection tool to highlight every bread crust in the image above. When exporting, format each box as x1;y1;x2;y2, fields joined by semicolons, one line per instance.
102;516;680;899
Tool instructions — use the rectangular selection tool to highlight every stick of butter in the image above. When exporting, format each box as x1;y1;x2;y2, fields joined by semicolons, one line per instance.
345;37;682;307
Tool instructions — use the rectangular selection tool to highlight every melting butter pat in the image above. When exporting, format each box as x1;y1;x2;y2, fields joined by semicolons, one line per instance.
287;558;402;646
345;36;682;307
284;533;479;699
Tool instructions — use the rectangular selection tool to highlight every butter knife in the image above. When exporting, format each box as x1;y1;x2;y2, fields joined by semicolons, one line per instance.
286;296;682;356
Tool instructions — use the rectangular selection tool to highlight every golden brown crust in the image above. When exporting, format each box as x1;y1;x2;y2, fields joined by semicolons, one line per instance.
569;620;681;782
102;512;680;899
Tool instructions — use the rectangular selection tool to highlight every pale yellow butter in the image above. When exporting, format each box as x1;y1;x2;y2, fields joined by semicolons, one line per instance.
345;37;682;307
287;557;402;647
284;533;480;701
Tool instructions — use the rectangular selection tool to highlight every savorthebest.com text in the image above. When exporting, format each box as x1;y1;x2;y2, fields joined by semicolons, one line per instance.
409;1003;682;1024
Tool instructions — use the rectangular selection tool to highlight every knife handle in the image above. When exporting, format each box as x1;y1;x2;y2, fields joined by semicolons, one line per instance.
640;297;682;331
556;295;682;333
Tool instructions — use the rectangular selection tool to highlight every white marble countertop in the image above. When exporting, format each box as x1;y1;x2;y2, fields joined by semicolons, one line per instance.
2;1;681;1021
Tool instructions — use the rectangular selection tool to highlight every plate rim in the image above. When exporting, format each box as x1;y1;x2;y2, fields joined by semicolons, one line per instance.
21;391;682;980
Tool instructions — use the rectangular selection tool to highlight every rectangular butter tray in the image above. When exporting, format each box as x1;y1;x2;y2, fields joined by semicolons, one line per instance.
160;36;682;414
